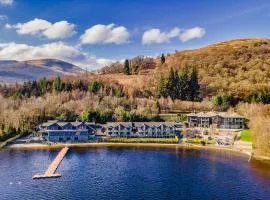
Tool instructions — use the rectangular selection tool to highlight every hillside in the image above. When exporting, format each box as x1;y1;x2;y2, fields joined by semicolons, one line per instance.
1;39;270;99
0;59;85;83
102;38;270;99
164;39;270;98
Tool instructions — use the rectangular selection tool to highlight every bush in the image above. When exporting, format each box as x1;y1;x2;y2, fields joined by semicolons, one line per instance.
186;138;214;145
88;80;103;94
103;137;178;143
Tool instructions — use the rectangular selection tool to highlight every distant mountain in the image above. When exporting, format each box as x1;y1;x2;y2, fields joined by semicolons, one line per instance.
0;59;86;83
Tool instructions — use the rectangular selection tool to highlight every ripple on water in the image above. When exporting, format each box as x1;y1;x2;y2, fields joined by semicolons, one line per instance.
0;147;270;200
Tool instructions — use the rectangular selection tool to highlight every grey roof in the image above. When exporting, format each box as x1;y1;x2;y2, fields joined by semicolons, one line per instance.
186;113;197;117
40;120;59;127
218;112;244;118
187;112;244;119
70;122;84;126
40;121;96;128
105;122;177;128
57;122;70;127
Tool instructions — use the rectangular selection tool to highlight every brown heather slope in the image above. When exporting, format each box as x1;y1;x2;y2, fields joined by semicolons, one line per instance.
163;38;270;97
102;38;270;99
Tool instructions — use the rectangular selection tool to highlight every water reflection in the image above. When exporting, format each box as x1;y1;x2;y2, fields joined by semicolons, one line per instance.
0;147;270;200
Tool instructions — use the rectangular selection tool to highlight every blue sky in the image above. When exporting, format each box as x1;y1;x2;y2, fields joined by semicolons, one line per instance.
0;0;270;70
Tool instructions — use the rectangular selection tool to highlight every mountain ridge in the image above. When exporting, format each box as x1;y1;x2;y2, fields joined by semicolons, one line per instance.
0;59;86;83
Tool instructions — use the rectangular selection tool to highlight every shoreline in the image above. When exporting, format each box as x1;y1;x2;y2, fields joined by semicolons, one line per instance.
8;142;252;158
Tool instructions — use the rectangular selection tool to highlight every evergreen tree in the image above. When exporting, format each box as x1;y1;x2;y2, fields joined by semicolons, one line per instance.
156;67;201;101
74;80;85;91
167;69;179;100
161;53;166;64
189;67;200;101
64;82;72;91
157;75;168;98
53;76;63;92
179;67;189;100
166;68;175;98
115;87;125;98
173;70;180;99
88;80;103;94
39;77;48;95
213;96;223;111
123;59;130;75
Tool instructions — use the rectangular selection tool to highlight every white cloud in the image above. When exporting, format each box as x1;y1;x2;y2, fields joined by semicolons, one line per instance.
179;27;206;42
6;19;51;35
80;24;130;45
0;0;13;5
5;18;76;40
42;21;76;39
0;42;113;71
142;26;206;44
142;27;181;45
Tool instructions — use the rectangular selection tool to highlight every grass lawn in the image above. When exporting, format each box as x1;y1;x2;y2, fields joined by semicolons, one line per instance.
103;137;179;144
240;130;252;142
186;138;215;145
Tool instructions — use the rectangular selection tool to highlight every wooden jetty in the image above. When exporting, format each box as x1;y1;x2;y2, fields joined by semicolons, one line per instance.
33;147;69;179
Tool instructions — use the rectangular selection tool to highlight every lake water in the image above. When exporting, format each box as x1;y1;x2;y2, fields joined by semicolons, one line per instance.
0;147;270;200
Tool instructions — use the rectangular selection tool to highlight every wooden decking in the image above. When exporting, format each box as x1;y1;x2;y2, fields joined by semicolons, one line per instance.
33;147;69;179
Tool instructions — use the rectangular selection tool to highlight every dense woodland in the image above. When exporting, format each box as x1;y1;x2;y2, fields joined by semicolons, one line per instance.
0;38;269;158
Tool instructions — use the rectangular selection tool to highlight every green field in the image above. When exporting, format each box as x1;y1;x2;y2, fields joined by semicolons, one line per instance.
103;137;179;144
240;130;252;142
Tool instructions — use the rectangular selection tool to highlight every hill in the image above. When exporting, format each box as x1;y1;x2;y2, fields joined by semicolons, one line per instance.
0;59;86;83
1;38;270;100
101;38;270;99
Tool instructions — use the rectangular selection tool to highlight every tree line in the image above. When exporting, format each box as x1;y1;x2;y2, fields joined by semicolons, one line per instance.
157;67;200;101
122;54;165;75
0;76;125;98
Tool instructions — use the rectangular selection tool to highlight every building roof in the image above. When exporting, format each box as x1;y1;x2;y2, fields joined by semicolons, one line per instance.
187;112;244;119
186;113;197;117
40;120;59;127
105;122;177;128
40;121;96;128
57;122;70;127
218;112;244;118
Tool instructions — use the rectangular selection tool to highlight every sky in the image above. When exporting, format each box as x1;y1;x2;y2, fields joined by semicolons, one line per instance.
0;0;270;70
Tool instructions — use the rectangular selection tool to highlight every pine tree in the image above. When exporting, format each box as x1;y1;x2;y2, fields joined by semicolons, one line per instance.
39;77;48;95
157;75;168;98
189;67;200;101
173;70;180;99
64;82;72;91
166;68;175;99
179;67;189;100
115;87;125;98
88;80;103;94
123;59;130;75
161;53;165;64
213;95;223;111
53;76;63;92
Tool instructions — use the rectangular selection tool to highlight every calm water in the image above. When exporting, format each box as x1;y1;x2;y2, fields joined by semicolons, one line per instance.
0;147;270;200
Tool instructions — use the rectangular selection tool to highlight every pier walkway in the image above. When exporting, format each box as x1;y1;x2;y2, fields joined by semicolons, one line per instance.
33;147;69;179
